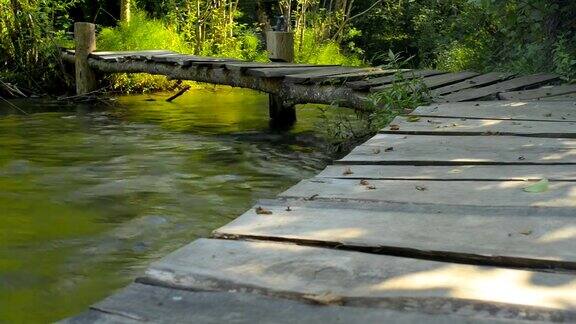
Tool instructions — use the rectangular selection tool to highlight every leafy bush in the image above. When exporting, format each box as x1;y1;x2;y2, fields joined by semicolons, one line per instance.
0;0;78;93
317;71;430;152
352;0;576;79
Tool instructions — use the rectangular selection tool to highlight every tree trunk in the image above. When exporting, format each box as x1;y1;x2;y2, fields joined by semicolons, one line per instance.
120;0;130;23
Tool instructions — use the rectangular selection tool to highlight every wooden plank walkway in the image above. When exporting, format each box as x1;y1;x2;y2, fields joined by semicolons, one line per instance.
62;50;576;104
63;100;576;323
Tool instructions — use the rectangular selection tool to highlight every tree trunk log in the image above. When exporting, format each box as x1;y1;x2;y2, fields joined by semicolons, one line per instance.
61;51;370;111
74;22;97;95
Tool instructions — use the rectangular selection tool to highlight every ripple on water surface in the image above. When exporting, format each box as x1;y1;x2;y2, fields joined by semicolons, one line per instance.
0;88;347;322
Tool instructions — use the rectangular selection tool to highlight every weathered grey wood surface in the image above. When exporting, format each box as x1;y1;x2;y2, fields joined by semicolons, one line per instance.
384;116;576;137
413;101;576;122
90;50;175;61
498;85;576;101
224;62;328;71
64;283;546;324
341;134;576;165
347;70;444;90
317;68;401;83
245;66;334;78
283;67;366;84
431;72;514;97
280;178;576;207
215;200;576;269
145;239;576;313
541;93;576;101
318;164;576;180
440;74;559;102
370;71;479;92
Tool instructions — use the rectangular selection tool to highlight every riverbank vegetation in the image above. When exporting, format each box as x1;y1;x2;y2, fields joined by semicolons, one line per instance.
1;0;574;96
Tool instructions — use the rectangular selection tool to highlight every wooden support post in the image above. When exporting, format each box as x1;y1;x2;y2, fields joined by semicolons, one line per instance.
269;94;296;128
266;32;296;127
74;22;97;95
266;31;294;63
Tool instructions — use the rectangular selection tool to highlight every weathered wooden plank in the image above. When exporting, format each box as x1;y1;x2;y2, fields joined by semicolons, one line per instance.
498;85;576;101
145;239;576;314
245;66;336;78
215;200;576;268
383;116;576;137
440;74;560;102
318;165;576;181
340;134;576;165
413;101;576;122
320;68;404;83
371;71;479;92
283;67;367;84
63;283;522;324
431;72;514;97
347;70;445;90
420;71;479;88
224;62;329;71
149;54;238;67
89;50;175;62
280;178;576;208
288;68;400;84
540;93;576;101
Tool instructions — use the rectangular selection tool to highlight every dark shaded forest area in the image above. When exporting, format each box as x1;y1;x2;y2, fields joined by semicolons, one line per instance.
1;0;575;95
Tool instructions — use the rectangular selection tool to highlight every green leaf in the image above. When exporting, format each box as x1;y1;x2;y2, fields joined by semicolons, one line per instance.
406;116;420;122
523;179;549;193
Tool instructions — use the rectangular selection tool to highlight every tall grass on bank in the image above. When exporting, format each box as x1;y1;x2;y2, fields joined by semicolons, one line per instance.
97;10;269;93
97;11;192;93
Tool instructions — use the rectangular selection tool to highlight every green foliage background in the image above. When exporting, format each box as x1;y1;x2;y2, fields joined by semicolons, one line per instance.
0;0;574;94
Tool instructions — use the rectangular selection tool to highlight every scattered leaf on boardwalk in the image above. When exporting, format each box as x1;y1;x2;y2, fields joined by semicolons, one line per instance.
303;293;344;306
415;186;427;191
372;148;381;154
367;185;376;190
255;206;273;215
384;147;394;152
519;229;533;236
523;179;549;193
307;193;319;201
406;116;420;122
342;167;354;175
359;179;369;186
285;206;292;212
389;124;400;131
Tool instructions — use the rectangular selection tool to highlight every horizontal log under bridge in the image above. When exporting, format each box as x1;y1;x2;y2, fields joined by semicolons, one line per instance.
63;22;576;127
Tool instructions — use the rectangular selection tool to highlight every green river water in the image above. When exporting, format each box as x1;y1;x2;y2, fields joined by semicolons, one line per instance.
0;88;349;323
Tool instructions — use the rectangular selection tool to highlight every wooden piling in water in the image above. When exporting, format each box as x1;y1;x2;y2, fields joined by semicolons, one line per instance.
74;22;97;95
268;94;296;127
266;31;296;127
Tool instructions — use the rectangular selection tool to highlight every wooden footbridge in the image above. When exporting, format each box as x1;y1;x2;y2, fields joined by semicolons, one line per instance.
62;45;576;127
62;24;576;324
62;47;575;126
